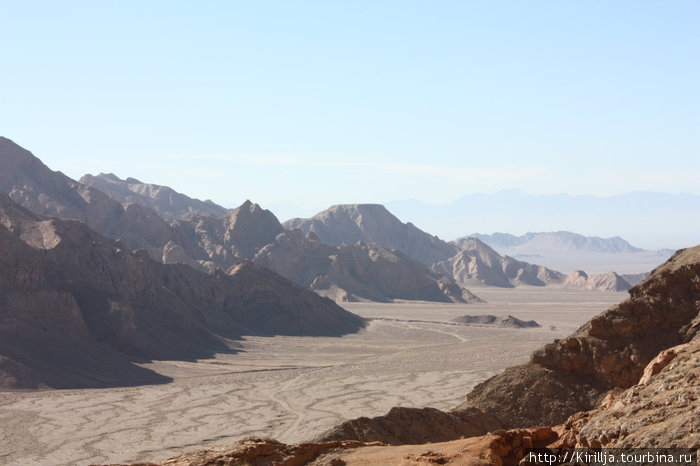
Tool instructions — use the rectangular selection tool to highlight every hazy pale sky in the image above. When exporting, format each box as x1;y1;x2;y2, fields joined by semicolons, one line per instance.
1;1;698;216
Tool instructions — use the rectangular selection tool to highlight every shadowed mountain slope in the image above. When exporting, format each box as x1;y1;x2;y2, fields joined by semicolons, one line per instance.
0;192;363;389
80;172;229;221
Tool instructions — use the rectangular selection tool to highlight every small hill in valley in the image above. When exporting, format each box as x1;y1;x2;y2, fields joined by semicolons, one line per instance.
452;314;540;328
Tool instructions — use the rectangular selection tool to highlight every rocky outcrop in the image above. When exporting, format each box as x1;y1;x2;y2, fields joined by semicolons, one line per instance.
563;270;632;291
573;339;699;448
284;204;458;266
254;229;482;303
109;437;379;466
316;406;501;445
80;173;228;221
0;193;364;389
460;245;700;428
433;238;566;288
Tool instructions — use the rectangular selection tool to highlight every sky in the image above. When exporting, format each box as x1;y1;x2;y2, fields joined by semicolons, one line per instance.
1;1;699;224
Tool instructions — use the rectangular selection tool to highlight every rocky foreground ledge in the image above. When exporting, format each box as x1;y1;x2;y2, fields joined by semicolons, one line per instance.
108;246;700;465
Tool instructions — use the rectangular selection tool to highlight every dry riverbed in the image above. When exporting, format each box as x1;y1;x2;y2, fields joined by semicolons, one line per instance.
0;288;625;465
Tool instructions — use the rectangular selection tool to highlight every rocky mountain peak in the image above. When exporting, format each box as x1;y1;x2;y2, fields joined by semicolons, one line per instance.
283;203;458;266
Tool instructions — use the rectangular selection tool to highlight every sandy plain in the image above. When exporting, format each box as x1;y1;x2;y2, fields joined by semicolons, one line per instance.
0;288;626;466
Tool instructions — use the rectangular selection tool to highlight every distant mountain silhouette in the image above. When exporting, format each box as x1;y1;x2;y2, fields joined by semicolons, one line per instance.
80;172;229;221
471;231;644;254
468;231;673;275
386;190;700;251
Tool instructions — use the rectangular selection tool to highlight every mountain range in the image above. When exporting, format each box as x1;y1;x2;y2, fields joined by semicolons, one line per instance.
0;190;363;388
471;231;674;275
387;190;700;251
2;137;656;301
0;137;478;304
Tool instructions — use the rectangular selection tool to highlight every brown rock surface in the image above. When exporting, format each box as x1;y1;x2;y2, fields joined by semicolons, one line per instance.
574;339;700;448
103;437;377;466
114;427;560;466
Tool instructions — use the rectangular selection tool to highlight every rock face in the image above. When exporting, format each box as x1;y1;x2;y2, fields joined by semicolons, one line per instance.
573;339;700;448
434;238;566;288
254;230;482;303
563;270;632;291
80;173;228;221
284;204;459;266
460;245;700;428
0;192;364;389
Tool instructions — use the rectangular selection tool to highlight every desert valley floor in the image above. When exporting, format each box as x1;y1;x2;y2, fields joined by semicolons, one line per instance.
0;288;627;466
